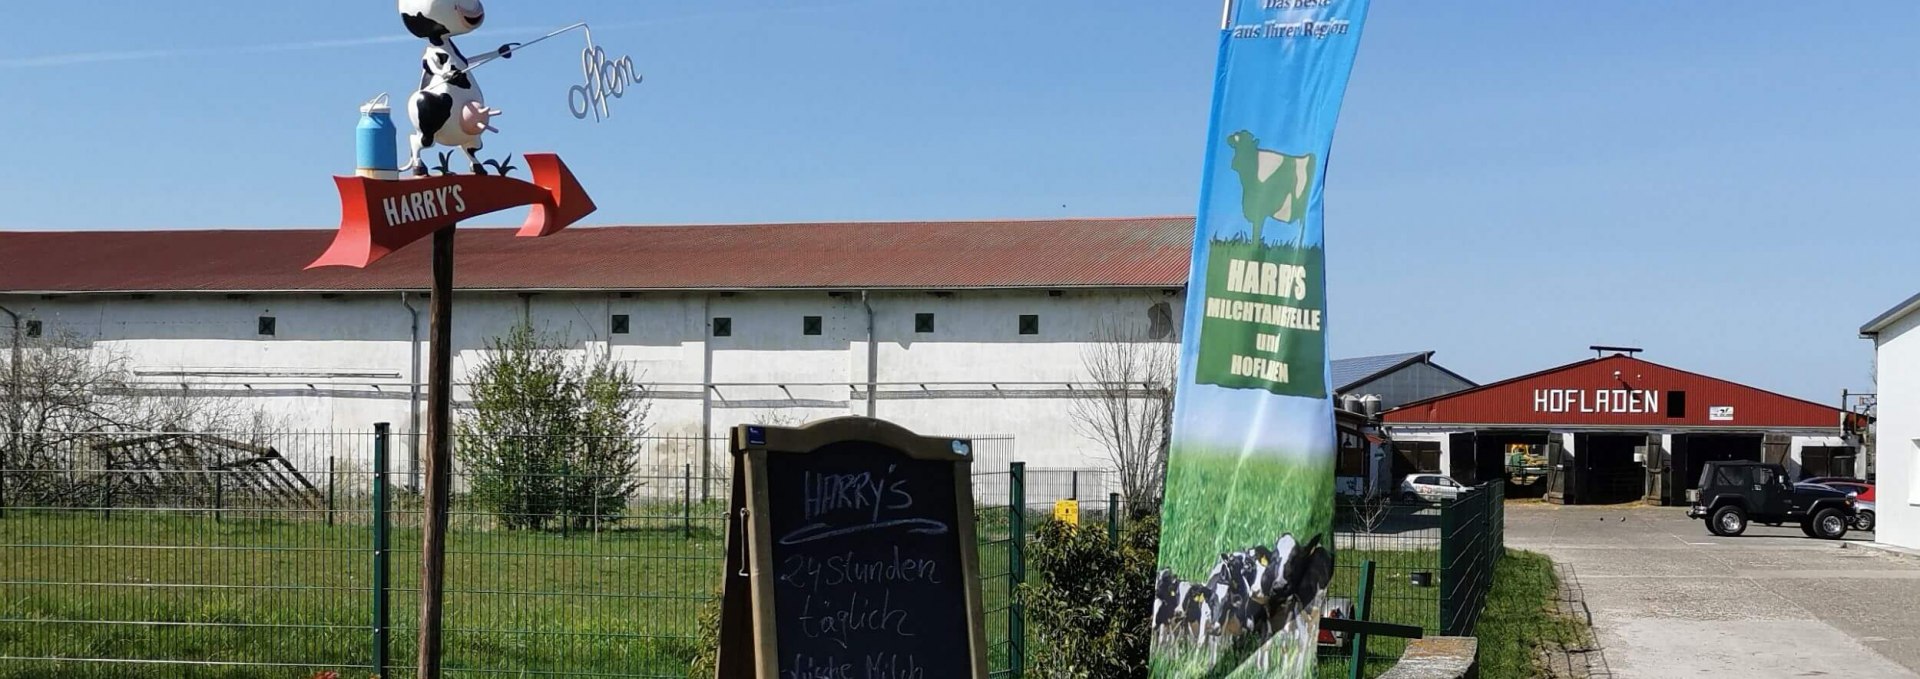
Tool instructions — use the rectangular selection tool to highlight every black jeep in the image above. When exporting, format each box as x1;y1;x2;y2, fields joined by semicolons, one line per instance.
1687;461;1856;539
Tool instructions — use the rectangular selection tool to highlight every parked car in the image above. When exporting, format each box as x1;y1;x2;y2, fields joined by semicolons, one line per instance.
1399;474;1464;503
1804;480;1875;530
1812;479;1875;503
1689;461;1856;539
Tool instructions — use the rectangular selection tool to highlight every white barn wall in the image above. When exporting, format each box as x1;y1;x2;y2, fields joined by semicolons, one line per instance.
1871;311;1920;550
5;288;1181;480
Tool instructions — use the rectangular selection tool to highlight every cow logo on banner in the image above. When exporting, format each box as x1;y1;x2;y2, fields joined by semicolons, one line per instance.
1152;1;1371;677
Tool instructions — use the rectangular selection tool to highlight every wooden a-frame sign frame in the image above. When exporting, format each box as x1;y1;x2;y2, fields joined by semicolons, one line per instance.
715;416;989;679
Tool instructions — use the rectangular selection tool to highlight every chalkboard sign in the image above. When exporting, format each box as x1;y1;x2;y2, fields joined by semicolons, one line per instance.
716;417;987;679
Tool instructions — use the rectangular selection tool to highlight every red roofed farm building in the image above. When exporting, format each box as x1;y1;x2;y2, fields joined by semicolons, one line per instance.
1380;350;1864;506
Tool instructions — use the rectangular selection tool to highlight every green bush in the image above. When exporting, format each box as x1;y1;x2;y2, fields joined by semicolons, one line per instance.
688;588;723;679
456;324;650;531
1017;511;1160;678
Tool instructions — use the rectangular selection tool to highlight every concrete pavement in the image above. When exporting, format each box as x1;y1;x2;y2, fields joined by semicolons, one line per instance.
1507;502;1920;678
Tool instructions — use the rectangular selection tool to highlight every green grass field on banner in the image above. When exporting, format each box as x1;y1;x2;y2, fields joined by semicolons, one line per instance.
1158;449;1334;581
1153;449;1334;678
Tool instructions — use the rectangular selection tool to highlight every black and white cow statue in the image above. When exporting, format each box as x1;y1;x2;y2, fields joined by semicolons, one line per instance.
398;0;514;175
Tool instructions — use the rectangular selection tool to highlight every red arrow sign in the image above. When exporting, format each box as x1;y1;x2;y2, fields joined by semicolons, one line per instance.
308;153;596;269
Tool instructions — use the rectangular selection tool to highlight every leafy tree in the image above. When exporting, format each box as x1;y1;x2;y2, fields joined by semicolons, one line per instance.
456;324;649;531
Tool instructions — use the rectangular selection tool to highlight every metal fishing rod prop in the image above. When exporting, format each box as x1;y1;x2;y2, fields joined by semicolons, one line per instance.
304;3;643;677
399;4;644;177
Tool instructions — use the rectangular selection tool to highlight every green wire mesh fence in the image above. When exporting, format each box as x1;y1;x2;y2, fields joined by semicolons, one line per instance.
1;428;1502;679
0;428;1018;679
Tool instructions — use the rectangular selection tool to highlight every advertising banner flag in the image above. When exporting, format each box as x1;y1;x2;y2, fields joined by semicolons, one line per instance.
1152;1;1371;676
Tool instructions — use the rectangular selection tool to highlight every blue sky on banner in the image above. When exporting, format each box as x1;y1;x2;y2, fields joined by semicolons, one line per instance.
1;1;1914;402
1170;0;1368;456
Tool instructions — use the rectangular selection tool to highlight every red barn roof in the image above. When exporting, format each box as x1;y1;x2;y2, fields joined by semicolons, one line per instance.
0;217;1193;293
1380;355;1859;431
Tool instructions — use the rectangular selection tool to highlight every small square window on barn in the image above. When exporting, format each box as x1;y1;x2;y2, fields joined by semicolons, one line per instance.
611;314;630;335
915;313;935;333
712;317;732;337
257;316;277;336
803;316;823;336
1018;314;1039;335
25;320;43;338
1666;390;1687;418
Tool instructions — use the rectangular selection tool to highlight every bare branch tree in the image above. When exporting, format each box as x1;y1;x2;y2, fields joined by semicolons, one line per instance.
1;330;273;506
1346;489;1396;536
1069;318;1177;509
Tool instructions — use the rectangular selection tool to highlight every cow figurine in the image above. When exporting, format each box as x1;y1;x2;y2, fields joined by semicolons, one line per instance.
398;0;516;175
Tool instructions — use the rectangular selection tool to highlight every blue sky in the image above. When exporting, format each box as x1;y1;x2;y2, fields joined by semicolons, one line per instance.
2;1;1915;402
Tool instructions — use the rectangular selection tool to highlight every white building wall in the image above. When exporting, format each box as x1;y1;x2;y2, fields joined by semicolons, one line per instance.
1871;311;1920;550
3;288;1180;480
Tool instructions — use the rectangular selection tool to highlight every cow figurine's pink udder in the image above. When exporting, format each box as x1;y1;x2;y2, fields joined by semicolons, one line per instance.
460;102;501;135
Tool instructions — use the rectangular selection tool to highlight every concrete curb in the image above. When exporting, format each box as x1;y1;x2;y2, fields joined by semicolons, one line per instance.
1378;636;1478;679
1848;540;1920;561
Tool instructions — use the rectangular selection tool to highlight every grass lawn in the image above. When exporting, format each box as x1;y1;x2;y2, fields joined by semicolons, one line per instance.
0;505;1568;679
1471;550;1585;679
1313;549;1583;679
1;504;1029;679
0;508;726;679
1310;547;1439;679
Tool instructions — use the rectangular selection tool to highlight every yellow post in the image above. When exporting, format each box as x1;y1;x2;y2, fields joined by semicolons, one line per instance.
1052;499;1080;525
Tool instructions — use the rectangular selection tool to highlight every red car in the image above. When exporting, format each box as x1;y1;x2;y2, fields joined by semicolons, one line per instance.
1804;478;1874;502
1804;478;1875;531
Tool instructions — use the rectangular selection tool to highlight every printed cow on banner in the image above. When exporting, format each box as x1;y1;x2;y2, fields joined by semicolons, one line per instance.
1152;533;1334;670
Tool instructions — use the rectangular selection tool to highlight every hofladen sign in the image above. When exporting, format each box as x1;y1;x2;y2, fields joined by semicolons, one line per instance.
1531;389;1660;415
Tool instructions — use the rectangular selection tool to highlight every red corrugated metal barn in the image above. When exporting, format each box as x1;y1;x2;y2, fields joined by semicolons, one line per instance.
1379;351;1865;505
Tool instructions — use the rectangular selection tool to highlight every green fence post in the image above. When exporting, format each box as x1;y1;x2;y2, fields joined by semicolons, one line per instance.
1107;492;1120;544
213;465;223;524
1439;491;1458;636
1009;461;1026;679
684;463;694;539
101;446;113;520
372;422;391;678
1495;480;1506;550
327;455;337;527
1347;560;1378;679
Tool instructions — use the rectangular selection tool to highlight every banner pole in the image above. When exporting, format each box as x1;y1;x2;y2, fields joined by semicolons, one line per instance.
1220;0;1234;29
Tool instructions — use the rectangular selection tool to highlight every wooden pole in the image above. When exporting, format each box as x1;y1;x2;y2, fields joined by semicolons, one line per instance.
416;225;456;678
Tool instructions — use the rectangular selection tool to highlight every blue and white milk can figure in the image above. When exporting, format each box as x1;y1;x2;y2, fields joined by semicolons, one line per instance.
357;94;400;181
